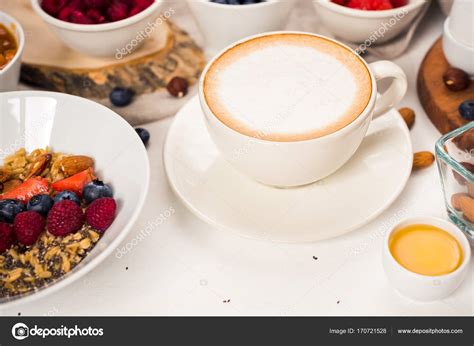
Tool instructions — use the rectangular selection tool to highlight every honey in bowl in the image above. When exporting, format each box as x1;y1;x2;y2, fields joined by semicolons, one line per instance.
0;23;17;70
389;224;463;276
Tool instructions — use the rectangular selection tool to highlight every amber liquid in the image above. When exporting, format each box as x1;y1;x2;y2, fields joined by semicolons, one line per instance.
389;224;463;276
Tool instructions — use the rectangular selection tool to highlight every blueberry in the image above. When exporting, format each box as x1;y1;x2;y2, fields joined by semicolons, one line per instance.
54;190;81;205
459;100;474;121
0;199;26;224
83;180;114;204
109;87;135;107
135;128;150;146
27;194;54;217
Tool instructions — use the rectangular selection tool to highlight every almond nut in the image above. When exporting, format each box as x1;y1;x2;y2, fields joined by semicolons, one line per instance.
399;107;415;129
25;154;52;179
412;151;435;171
59;156;94;176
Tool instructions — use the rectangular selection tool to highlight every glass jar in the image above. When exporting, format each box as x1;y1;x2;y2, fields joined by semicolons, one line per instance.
435;122;474;244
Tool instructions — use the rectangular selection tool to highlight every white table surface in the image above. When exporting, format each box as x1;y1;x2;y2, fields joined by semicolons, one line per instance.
1;2;473;317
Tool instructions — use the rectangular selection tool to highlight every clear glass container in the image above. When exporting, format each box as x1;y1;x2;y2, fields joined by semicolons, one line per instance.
435;122;474;244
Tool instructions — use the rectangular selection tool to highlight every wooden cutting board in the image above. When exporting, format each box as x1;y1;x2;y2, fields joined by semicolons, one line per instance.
417;37;473;134
2;0;206;100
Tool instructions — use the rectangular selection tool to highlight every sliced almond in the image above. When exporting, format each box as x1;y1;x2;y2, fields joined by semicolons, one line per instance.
25;153;52;179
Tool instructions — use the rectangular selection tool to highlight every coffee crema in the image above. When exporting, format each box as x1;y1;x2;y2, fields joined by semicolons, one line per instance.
204;33;372;142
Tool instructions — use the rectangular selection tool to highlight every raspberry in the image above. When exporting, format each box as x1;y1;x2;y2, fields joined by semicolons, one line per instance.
58;6;74;22
47;200;84;236
85;198;116;232
41;0;67;15
70;10;94;24
85;0;108;8
86;9;106;24
134;0;154;10
14;211;45;246
347;0;393;10
331;0;348;5
0;223;15;253
107;1;129;22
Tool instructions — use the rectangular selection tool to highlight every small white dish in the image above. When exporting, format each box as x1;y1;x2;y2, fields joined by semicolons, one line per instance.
0;91;150;307
30;0;163;57
383;217;471;302
186;0;293;56
164;96;413;243
0;11;25;92
312;0;427;44
443;17;474;76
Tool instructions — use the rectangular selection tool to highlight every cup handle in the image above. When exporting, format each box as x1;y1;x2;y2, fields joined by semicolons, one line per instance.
368;61;408;119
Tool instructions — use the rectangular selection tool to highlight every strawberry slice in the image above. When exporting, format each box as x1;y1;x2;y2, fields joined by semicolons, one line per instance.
0;177;50;202
52;168;95;197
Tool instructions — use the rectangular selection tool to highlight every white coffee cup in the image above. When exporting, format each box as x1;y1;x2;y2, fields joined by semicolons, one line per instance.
199;31;407;187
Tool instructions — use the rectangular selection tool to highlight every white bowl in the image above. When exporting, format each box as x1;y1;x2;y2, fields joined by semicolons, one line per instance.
443;17;474;76
0;11;25;92
186;0;294;56
312;0;427;44
0;91;150;307
383;217;471;302
31;0;163;57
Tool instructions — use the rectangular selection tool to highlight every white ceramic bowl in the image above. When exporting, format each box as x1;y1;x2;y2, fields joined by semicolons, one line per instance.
443;17;474;76
0;11;25;92
31;0;163;57
312;0;427;44
186;0;294;56
0;91;150;307
383;217;471;302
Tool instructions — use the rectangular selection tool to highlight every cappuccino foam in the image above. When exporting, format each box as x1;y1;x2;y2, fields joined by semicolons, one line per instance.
204;34;372;141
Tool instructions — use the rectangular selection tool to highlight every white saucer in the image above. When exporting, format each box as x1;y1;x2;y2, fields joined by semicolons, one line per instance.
164;96;413;243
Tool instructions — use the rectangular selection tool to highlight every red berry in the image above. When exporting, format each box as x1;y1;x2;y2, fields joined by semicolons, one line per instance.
85;0;108;8
347;0;393;10
134;0;154;10
85;198;116;232
41;0;67;15
47;200;84;236
129;6;143;17
86;9;106;24
0;223;15;253
107;1;129;22
58;6;74;21
390;0;407;7
70;10;94;24
331;0;348;5
14;211;45;246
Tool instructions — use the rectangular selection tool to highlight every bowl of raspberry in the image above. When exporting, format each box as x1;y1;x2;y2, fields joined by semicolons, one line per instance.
0;91;150;306
31;0;163;57
312;0;428;44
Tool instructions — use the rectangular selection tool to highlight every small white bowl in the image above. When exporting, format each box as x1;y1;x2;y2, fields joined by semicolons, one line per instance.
312;0;427;44
186;0;294;56
31;0;163;57
383;217;471;302
0;91;150;307
0;11;25;92
443;17;474;76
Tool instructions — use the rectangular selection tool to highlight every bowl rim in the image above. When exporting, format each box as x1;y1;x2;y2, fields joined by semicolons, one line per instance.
0;11;25;76
384;216;472;281
30;0;163;32
314;0;428;18
0;90;150;308
187;0;283;10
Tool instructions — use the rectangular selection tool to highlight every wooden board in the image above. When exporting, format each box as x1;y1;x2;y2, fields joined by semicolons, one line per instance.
417;37;474;134
2;0;206;99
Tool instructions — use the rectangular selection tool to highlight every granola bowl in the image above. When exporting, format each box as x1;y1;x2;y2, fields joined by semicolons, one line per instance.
0;91;150;306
